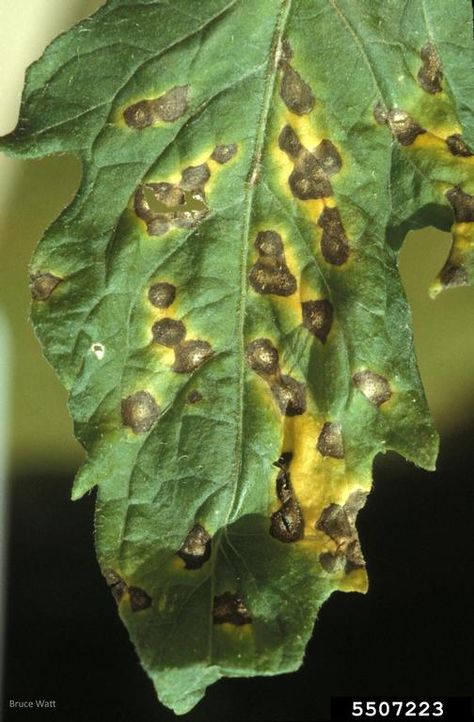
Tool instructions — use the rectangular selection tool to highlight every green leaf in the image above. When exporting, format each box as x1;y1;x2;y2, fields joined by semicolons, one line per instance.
2;0;474;714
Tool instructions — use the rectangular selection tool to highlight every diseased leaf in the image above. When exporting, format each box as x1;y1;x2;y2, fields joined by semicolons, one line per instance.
2;0;474;714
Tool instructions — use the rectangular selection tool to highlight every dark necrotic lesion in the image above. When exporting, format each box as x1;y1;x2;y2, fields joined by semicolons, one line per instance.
352;369;392;407
316;421;344;458
104;570;152;611
446;134;474;158
316;490;368;574
129;586;152;612
245;338;306;417
279;124;342;202
301;299;334;342
178;524;211;569
270;454;305;543
121;391;160;433
317;206;350;265
211;143;238;164
374;104;426;146
151;314;214;374
213;591;252;625
148;282;176;309
123;85;190;128
249;230;297;296
417;42;443;94
280;63;315;115
445;186;474;223
134;159;210;237
29;272;62;301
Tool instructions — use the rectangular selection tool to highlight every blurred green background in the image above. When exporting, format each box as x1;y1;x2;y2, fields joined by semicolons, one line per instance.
0;0;472;476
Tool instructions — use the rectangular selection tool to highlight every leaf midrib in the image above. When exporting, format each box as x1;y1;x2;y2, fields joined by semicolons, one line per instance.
207;0;294;665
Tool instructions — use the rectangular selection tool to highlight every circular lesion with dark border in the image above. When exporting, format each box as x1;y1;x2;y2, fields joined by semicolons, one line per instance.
245;338;279;376
152;318;186;347
211;143;238;164
148;282;176;309
121;390;160;433
352;370;392;407
173;339;213;373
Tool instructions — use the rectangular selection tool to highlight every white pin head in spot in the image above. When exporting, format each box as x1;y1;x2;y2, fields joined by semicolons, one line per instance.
91;342;105;360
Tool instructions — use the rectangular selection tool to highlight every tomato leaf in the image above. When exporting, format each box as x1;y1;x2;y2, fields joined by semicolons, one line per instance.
2;0;474;713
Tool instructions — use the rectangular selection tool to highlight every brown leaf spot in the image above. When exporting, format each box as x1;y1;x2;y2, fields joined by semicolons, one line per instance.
148;282;176;308
280;64;315;115
439;262;469;289
387;109;426;146
245;338;279;376
316;503;352;543
271;375;306;416
178;524;211;569
373;101;388;126
180;163;211;191
254;229;284;257
318;207;350;265
446;134;474;158
249;264;297;296
213;591;252;626
270;499;305;542
301;299;334;342
317;422;344;459
124;86;189;127
353;370;392;407
152;318;186;347
317;490;367;573
289;150;332;200
345;538;365;572
319;551;346;574
446;186;474;223
274;453;293;503
211;144;238;164
344;489;368;526
29;272;62;301
249;231;297;296
270;453;305;543
313;139;342;176
155;85;189;121
135;183;184;222
278;124;303;158
104;569;127;602
417;42;443;94
121;391;160;433
173;340;213;373
129;586;152;612
187;389;203;404
134;177;208;235
123;99;155;129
